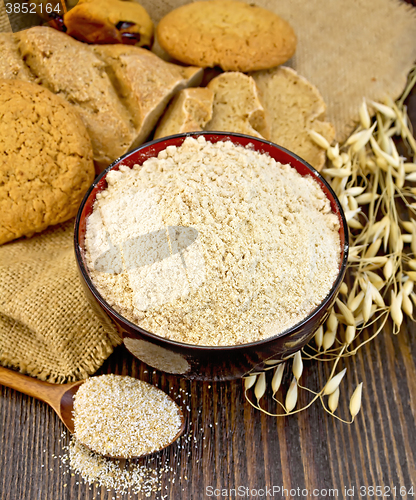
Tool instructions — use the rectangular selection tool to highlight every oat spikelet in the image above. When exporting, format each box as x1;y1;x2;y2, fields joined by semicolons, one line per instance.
345;186;365;197
355;193;379;205
244;375;257;390
254;372;266;403
345;325;356;344
327;144;340;161
406;271;416;281
349;290;364;312
285;378;298;413
323;368;347;396
369;100;396;119
292;351;303;381
362;283;373;323
350;124;377;152
328;387;340;413
370;282;385;308
315;325;323;349
323;329;336;351
403;279;414;296
271;363;285;395
365;239;382;259
322;167;352;178
383;258;394;280
390;290;403;329
349;382;363;420
326;312;338;332
335;298;355;326
308;130;331;150
402;293;413;317
359;99;371;129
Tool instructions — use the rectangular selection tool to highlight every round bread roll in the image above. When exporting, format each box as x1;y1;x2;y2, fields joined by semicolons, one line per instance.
64;0;154;47
0;79;95;245
156;0;296;72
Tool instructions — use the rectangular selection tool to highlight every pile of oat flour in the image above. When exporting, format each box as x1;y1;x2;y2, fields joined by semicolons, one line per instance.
85;136;341;346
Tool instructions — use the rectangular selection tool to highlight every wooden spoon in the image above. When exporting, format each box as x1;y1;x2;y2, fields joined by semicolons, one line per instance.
0;365;185;458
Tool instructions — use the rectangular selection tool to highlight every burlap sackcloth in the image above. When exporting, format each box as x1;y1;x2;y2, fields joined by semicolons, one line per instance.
0;220;122;382
0;0;416;382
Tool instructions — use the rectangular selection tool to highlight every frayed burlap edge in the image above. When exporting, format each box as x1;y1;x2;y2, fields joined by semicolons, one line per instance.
0;324;119;383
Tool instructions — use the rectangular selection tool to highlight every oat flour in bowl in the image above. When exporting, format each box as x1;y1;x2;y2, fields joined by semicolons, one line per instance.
85;136;341;346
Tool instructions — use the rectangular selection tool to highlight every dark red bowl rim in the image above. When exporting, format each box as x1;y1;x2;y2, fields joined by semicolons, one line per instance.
74;131;349;352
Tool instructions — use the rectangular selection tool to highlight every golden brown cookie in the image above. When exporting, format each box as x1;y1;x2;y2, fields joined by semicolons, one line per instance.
156;0;296;72
0;79;95;245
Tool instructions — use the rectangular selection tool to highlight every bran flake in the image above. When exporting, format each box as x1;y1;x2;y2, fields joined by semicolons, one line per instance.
73;374;182;458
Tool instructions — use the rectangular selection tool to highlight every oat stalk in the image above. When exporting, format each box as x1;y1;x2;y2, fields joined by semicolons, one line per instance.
244;66;416;422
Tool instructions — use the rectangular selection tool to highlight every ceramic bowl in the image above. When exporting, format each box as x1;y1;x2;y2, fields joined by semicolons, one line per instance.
74;132;349;381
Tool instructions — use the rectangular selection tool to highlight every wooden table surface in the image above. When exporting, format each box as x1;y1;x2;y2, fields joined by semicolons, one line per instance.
1;39;416;500
1;316;415;500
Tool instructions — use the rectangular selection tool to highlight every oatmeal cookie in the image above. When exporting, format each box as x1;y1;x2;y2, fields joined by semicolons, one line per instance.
0;79;94;245
156;0;296;72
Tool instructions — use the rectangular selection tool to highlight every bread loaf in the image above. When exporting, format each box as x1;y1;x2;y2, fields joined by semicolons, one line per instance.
204;72;270;140
154;87;214;139
252;66;335;171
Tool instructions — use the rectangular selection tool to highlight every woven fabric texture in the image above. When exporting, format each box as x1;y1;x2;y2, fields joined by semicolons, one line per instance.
0;220;121;383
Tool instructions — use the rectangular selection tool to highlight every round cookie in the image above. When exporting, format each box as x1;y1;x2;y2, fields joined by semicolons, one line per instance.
156;0;297;72
0;79;95;245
